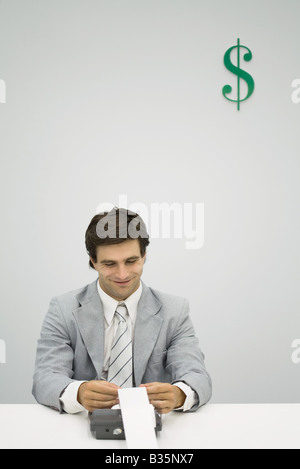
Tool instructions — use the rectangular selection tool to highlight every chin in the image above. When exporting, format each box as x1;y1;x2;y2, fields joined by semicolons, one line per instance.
113;281;138;297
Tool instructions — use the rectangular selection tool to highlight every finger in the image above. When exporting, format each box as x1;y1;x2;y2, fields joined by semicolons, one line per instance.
92;380;121;391
84;398;119;412
89;395;119;406
142;386;173;401
150;400;172;414
140;382;171;393
86;391;119;404
147;394;172;404
88;381;120;397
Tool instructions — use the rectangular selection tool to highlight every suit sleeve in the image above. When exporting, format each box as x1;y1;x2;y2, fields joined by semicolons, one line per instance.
166;299;212;411
32;297;76;412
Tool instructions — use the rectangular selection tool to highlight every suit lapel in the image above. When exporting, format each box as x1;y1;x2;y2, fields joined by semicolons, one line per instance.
133;283;163;385
73;280;104;379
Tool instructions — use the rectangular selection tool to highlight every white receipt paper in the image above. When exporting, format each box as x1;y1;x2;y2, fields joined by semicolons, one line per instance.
118;387;158;449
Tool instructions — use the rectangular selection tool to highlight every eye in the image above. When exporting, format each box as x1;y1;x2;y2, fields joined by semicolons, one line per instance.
126;259;137;264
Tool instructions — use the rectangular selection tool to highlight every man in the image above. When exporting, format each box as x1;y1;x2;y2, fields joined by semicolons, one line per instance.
32;208;212;414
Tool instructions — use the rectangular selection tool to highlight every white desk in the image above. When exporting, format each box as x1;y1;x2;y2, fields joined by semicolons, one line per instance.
0;404;299;449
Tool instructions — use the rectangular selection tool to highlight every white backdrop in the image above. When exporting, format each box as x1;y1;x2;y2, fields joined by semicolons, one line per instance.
0;0;299;403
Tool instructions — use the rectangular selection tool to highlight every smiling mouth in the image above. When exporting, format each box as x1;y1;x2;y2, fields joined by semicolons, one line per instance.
113;279;132;286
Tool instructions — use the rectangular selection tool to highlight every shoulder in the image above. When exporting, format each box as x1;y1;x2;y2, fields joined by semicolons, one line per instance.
146;284;189;311
50;280;97;310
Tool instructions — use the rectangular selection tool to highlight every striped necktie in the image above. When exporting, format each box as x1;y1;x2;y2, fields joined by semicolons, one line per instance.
107;303;133;388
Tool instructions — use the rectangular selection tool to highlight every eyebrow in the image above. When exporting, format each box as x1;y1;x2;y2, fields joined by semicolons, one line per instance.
100;256;140;264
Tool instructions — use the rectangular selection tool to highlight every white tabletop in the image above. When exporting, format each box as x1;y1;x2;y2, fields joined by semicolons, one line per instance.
0;404;299;449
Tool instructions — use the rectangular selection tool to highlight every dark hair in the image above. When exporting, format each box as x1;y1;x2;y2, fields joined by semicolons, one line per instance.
85;207;150;269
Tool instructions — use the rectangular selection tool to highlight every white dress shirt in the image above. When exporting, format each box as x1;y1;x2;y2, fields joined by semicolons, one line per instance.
60;281;197;414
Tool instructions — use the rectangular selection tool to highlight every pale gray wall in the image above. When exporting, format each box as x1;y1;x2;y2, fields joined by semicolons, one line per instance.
0;0;299;403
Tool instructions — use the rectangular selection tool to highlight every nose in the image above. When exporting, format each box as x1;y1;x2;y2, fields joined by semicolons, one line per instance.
116;263;129;280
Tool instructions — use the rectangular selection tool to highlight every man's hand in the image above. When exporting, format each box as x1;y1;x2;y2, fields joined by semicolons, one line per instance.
77;380;120;412
139;382;186;414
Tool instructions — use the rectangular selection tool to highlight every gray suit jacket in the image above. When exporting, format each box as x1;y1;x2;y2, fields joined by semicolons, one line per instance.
32;280;212;412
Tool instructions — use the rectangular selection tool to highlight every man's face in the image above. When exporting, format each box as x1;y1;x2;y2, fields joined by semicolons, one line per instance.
91;239;146;301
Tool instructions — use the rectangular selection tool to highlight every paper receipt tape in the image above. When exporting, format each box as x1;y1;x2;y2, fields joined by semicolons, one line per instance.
90;388;162;446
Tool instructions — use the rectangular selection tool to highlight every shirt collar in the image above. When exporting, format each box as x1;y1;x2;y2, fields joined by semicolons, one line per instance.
97;280;143;326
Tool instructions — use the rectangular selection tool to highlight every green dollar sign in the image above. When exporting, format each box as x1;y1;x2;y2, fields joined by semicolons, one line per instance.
222;38;255;110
